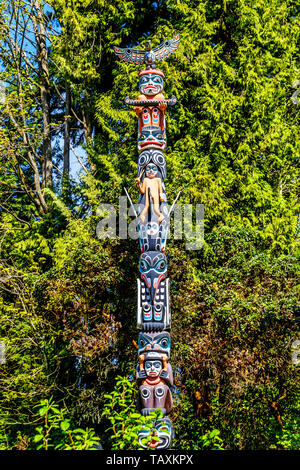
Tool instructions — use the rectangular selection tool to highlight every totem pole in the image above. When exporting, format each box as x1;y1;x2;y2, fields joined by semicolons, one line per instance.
113;33;180;450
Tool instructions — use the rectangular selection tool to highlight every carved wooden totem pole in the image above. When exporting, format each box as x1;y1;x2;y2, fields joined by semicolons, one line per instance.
114;33;180;449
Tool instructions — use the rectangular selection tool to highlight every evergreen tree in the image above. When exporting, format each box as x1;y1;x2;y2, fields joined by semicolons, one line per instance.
0;0;299;450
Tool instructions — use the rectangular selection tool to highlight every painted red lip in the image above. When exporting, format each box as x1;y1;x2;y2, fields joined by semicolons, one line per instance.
140;142;163;148
144;86;157;90
148;438;161;448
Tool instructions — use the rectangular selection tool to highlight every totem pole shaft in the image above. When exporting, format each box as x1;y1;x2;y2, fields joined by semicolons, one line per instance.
114;33;180;449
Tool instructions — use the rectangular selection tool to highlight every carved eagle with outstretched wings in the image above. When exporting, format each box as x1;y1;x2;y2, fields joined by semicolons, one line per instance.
113;33;180;67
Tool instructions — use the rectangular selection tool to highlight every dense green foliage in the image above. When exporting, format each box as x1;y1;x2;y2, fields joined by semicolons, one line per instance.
0;0;299;450
102;376;170;450
32;398;101;450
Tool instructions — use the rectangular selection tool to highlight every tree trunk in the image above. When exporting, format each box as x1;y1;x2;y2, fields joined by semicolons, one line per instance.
64;84;71;177
33;0;52;188
82;92;96;172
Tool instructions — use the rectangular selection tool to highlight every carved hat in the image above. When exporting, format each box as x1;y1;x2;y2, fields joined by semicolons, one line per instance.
144;351;165;362
139;68;165;78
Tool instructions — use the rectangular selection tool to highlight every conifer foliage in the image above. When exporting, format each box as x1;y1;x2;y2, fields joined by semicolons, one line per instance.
0;0;299;450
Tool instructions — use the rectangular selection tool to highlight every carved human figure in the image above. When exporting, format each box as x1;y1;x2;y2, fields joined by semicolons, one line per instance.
136;352;173;415
134;69;167;152
136;164;164;223
135;69;166;105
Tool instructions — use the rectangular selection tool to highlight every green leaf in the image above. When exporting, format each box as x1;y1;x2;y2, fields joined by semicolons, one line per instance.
60;420;70;432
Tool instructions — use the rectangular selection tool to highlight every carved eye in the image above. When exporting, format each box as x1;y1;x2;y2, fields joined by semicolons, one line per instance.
139;339;146;347
160;338;169;348
153;107;158;113
140;260;148;270
158;425;169;432
156;260;166;271
155;387;165;398
141;388;151;399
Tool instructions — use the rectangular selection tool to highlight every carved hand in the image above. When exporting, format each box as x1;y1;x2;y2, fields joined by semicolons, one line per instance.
133;106;143;116
158;102;167;112
162;354;168;367
139;354;145;367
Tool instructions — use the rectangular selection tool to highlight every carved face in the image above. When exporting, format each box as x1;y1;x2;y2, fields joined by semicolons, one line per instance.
141;107;162;128
138;331;171;357
138;126;166;151
138;417;174;449
144;359;162;378
145;164;158;178
139;252;167;301
146;221;159;236
137;149;166;180
139;73;163;95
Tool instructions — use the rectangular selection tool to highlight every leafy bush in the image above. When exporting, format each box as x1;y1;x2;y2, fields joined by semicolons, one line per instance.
102;375;167;450
32;398;101;450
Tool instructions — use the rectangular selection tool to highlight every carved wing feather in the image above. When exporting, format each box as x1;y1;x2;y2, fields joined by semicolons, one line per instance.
113;46;145;64
113;33;180;64
153;33;180;61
